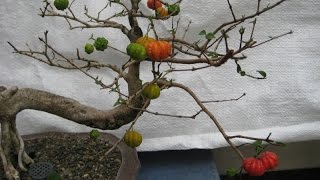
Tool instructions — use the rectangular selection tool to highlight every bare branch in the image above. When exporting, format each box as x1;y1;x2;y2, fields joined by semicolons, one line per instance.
226;0;236;21
202;93;246;104
158;79;245;160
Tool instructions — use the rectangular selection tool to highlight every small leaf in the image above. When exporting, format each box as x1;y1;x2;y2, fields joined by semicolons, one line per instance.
239;26;245;34
205;32;215;40
236;64;241;73
257;70;267;78
199;30;206;35
226;168;237;177
253;140;264;154
253;140;263;147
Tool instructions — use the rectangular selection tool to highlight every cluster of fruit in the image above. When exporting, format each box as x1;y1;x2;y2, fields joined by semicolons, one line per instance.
243;151;279;176
127;36;171;62
85;37;109;54
53;0;181;18
147;0;180;17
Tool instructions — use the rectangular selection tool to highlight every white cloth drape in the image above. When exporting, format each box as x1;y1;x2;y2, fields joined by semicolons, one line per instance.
0;0;319;151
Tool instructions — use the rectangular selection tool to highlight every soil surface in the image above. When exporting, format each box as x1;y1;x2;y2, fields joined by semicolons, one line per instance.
0;133;122;180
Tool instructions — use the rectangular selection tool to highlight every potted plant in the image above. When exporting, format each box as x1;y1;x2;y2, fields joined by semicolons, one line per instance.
1;0;291;179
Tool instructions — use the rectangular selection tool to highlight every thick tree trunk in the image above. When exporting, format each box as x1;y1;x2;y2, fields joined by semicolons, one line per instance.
0;86;145;130
0;84;146;179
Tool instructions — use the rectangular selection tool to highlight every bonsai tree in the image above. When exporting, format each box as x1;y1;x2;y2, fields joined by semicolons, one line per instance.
1;0;291;179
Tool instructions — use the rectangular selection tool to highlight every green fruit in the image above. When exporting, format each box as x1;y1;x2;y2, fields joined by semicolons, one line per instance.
142;83;161;99
89;129;100;139
124;130;142;148
168;4;180;16
126;43;147;61
85;43;94;54
54;0;69;11
94;37;108;51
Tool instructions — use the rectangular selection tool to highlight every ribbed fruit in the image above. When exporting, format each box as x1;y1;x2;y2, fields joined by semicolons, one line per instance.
54;0;69;10
135;36;155;49
126;43;147;61
243;157;266;176
89;129;100;139
147;41;172;61
147;0;162;10
258;151;278;170
142;83;161;99
85;43;94;54
156;7;168;17
124;130;143;148
94;37;108;51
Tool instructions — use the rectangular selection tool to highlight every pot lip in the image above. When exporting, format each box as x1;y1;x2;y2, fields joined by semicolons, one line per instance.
22;131;140;180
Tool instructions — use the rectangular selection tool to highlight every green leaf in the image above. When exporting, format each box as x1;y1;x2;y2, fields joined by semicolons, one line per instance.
253;140;263;147
168;29;176;34
236;64;241;73
113;97;126;107
199;30;206;35
253;140;264;154
239;26;245;34
205;32;215;40
226;168;237;177
257;70;267;78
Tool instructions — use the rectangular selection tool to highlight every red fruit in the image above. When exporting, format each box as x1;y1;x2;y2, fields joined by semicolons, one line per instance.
147;0;162;10
243;157;266;176
258;151;279;170
147;40;172;61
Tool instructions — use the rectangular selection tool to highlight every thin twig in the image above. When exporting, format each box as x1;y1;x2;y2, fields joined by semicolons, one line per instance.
252;30;293;48
202;93;246;103
227;0;236;21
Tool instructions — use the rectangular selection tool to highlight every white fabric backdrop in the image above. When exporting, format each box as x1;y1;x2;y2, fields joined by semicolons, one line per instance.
0;0;319;151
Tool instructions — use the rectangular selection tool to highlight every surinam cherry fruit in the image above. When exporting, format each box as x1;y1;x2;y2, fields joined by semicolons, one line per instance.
84;43;94;54
156;7;168;17
124;130;143;148
135;36;156;50
94;37;108;51
168;4;180;16
126;43;147;61
243;157;266;176
258;151;279;170
142;83;161;99
147;0;162;10
54;0;69;11
147;40;172;61
89;129;100;140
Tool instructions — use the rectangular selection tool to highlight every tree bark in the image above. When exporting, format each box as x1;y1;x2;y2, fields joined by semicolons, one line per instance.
0;86;145;130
